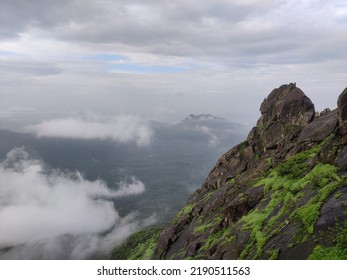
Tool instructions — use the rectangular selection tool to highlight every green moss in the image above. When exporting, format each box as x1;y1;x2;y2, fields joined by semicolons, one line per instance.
295;204;321;234
309;224;347;259
293;179;340;234
110;227;162;260
240;209;270;259
304;164;340;188
172;203;196;224
200;227;235;252
194;222;214;233
309;246;347;260
269;249;280;260
239;136;341;259
203;190;216;203
277;150;314;179
335;191;343;199
226;178;236;185
266;157;274;168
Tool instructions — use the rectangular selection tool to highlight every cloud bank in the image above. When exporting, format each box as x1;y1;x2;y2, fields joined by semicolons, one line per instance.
24;116;153;146
0;148;152;259
1;1;346;124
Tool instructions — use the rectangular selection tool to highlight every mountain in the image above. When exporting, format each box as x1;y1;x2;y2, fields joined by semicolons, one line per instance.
181;114;227;123
0;111;249;259
113;83;347;260
150;114;247;148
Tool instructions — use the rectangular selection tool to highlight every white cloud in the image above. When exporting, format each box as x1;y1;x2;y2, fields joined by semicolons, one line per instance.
114;177;145;197
193;125;219;147
0;0;346;125
0;148;152;259
24;116;153;147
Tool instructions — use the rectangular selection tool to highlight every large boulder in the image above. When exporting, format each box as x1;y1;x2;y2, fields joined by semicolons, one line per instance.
257;83;315;150
297;110;338;143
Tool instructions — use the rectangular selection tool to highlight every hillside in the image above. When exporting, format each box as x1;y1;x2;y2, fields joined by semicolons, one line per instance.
111;83;347;260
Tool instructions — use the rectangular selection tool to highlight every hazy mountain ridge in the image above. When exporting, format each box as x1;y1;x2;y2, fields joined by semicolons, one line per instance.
115;83;347;260
0;113;246;259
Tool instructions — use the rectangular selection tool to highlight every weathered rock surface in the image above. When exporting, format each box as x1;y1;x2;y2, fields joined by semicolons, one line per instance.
298;110;338;143
152;84;347;260
338;87;347;142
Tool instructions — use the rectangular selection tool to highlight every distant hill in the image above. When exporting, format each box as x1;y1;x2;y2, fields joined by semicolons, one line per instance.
181;113;226;122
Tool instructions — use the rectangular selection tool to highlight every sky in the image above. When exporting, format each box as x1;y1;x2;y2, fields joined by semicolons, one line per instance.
1;0;347;128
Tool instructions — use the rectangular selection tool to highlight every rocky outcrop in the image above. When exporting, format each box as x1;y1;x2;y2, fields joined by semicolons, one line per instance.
258;83;315;149
338;87;347;142
297;110;338;144
152;83;347;260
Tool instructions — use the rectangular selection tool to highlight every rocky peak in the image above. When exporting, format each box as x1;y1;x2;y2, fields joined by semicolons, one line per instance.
150;84;347;261
258;83;315;127
254;83;315;151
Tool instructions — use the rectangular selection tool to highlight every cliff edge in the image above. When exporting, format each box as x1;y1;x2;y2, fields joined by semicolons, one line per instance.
152;83;347;260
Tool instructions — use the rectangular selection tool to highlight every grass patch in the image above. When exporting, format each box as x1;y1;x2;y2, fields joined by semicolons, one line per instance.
172;203;196;224
200;227;235;252
203;190;216;203
239;138;341;258
269;249;280;260
309;223;347;260
194;222;214;233
110;227;162;260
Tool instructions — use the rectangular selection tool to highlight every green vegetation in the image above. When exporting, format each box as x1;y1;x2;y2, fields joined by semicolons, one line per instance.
200;227;235;251
335;191;343;199
172;203;196;224
194;222;214;233
238;138;342;259
269;249;280;260
203;190;216;203
309;223;347;260
110;227;162;260
226;177;236;185
276;147;318;179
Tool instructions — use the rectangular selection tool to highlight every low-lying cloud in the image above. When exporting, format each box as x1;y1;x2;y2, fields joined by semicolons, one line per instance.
24;116;153;147
0;148;153;259
193;125;219;147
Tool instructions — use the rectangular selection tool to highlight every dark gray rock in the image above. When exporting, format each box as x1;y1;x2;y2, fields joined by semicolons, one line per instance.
298;110;338;143
257;83;315;150
335;146;347;171
258;83;315;128
337;87;347;124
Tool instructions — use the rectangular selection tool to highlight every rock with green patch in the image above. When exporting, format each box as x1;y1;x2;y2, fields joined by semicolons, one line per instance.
151;83;347;260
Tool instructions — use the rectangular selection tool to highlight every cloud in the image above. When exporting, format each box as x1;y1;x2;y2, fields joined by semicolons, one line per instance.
114;177;145;196
0;0;346;125
193;125;219;147
2;0;346;62
0;147;152;259
24;116;154;147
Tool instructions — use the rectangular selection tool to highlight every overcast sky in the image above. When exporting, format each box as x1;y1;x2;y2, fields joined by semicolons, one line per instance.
1;0;347;127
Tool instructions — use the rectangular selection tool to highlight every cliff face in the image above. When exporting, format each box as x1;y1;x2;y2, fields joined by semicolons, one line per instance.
153;83;347;260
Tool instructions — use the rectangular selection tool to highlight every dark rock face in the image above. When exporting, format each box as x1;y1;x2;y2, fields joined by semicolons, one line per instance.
153;84;347;260
259;83;315;127
338;87;347;140
338;87;347;124
257;83;315;150
298;110;338;143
